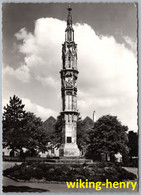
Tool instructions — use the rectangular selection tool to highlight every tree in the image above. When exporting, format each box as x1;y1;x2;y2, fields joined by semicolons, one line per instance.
3;95;49;156
42;116;56;141
3;95;26;152
77;116;94;152
50;114;63;147
77;117;84;150
23;112;49;156
128;131;138;158
85;115;129;162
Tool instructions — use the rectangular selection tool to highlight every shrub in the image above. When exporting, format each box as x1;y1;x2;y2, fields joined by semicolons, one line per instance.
3;161;137;182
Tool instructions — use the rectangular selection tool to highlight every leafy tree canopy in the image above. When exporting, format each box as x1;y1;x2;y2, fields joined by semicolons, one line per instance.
3;95;49;156
3;95;26;150
49;114;63;147
23;112;49;155
77;116;94;150
128;131;138;157
85;115;129;161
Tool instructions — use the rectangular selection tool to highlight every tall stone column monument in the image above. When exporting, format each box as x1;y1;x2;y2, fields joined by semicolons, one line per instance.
59;7;80;157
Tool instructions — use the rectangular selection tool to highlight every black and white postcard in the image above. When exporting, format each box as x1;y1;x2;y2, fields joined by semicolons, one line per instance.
2;1;139;193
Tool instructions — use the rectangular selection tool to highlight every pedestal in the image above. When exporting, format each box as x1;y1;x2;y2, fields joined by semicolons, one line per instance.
59;143;80;157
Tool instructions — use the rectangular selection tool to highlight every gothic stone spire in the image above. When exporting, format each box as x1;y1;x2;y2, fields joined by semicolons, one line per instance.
59;7;80;157
65;7;74;42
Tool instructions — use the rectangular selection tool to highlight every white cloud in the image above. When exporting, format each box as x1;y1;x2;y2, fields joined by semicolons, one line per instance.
22;98;57;121
2;97;57;121
3;17;137;130
123;35;137;55
3;65;30;83
36;75;60;88
15;28;30;40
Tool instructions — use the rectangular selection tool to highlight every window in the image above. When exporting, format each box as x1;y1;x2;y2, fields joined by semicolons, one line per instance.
67;137;72;143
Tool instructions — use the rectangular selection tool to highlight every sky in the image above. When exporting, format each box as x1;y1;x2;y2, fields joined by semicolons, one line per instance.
2;3;138;131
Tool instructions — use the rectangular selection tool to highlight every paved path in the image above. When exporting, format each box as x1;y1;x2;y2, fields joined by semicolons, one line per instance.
123;167;138;177
3;176;92;192
3;176;138;192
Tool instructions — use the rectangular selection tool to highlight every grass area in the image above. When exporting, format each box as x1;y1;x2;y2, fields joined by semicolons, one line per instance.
3;185;49;192
3;161;137;182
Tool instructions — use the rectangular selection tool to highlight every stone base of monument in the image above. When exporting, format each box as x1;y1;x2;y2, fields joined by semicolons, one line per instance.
59;143;80;157
57;158;93;164
58;143;92;164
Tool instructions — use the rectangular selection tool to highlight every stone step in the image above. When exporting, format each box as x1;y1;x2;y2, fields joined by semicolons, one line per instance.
55;158;93;164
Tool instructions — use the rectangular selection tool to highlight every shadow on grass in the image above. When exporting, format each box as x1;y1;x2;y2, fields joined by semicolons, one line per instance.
3;185;50;192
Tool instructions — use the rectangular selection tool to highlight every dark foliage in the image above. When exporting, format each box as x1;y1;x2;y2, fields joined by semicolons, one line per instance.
85;115;129;161
42;116;56;139
77;116;94;151
3;162;136;182
3;95;26;151
128;131;138;157
3;95;49;156
49;114;63;147
23;112;49;155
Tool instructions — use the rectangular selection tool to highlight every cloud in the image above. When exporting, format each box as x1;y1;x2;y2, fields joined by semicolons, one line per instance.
3;65;30;83
3;17;137;130
22;98;58;120
2;97;57;121
123;36;137;55
36;75;60;88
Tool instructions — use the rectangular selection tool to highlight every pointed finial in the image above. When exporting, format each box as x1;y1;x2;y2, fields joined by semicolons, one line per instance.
67;5;72;26
67;5;72;12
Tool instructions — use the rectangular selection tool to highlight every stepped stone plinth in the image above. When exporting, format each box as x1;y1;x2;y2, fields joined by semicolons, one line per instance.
56;157;93;164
